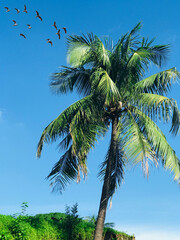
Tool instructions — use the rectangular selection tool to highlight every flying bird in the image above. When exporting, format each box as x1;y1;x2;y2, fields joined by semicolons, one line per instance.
56;29;60;39
4;7;10;12
46;39;53;46
62;27;67;34
23;5;28;13
20;33;26;39
12;20;18;26
27;24;32;29
52;21;57;30
36;11;42;21
14;8;20;13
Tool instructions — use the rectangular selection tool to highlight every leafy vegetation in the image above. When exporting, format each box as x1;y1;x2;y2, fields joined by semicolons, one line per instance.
0;203;134;240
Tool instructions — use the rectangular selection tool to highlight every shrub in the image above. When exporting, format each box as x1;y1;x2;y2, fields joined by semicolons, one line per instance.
0;203;134;240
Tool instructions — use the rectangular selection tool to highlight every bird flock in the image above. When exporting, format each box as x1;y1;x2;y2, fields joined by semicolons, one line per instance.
4;5;67;46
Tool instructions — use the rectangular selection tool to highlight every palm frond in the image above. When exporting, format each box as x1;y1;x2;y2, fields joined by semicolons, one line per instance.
58;133;72;151
104;222;115;228
122;22;142;56
110;34;127;82
69;109;108;182
127;45;169;75
128;48;152;67
98;122;127;199
117;44;170;90
51;66;91;96
67;33;95;47
112;22;141;57
67;44;91;67
47;146;78;193
100;36;113;53
67;33;111;69
121;109;156;176
126;48;152;83
70;113;108;160
133;93;180;135
141;37;156;48
91;37;111;69
66;33;95;67
146;44;170;67
129;107;180;180
91;68;120;104
134;68;180;95
39;99;108;192
37;95;94;157
98;136;125;198
129;22;142;37
52;114;108;190
110;23;142;88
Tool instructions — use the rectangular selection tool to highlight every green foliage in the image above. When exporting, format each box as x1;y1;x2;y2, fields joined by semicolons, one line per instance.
103;227;134;240
0;203;133;240
38;23;180;199
8;203;36;240
85;215;115;228
0;215;13;240
60;203;83;240
20;203;28;217
0;229;13;240
9;217;32;240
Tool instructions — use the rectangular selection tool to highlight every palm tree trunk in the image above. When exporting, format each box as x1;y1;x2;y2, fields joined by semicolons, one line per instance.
94;116;118;240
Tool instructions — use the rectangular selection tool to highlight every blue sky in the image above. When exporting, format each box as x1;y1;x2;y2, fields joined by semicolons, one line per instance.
0;0;180;239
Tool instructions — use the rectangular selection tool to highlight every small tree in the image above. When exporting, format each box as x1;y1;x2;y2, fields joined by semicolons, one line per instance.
10;202;29;240
64;203;81;240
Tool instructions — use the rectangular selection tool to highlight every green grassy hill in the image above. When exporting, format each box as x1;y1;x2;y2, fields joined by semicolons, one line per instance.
0;212;134;240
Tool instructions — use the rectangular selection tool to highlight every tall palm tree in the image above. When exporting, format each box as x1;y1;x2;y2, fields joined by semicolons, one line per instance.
37;23;180;240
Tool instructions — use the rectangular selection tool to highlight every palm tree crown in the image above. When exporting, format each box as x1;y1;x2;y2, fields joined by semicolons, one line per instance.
37;22;180;240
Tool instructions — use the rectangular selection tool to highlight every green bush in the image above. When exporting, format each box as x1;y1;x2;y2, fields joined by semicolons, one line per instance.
0;204;134;240
0;215;13;240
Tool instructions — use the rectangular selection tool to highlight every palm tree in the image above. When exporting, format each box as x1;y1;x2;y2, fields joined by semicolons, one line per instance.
37;23;180;240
